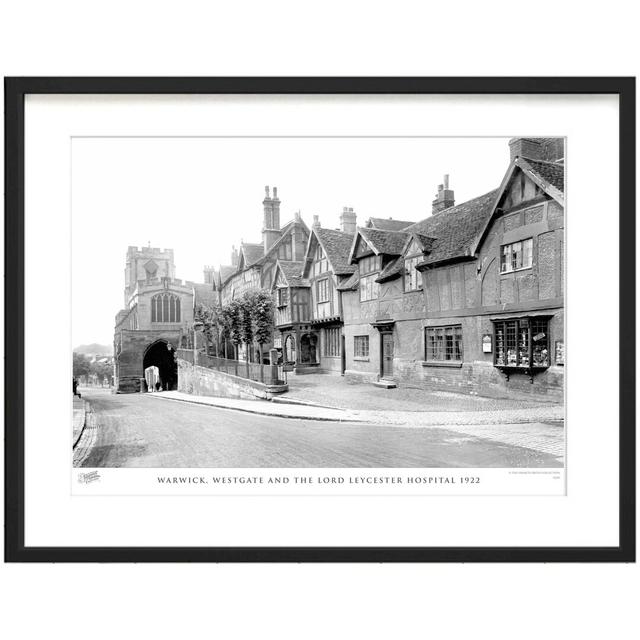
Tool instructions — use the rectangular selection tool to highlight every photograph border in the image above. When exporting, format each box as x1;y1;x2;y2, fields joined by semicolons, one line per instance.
4;76;635;562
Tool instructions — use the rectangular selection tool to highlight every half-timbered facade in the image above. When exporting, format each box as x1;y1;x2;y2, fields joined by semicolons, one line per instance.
340;137;565;398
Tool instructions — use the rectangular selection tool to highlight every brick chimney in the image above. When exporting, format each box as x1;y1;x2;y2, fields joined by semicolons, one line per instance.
312;214;321;229
509;137;565;163
263;185;282;254
340;207;357;235
231;245;239;267
432;174;455;214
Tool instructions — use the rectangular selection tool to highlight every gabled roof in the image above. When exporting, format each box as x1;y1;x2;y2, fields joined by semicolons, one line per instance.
409;189;500;267
336;270;359;291
218;265;236;283
240;243;264;268
518;156;565;197
192;283;217;307
365;217;415;231
273;260;308;288
348;227;409;264
309;227;357;276
376;257;405;283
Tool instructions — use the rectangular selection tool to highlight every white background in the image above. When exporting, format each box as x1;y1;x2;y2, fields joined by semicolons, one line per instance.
1;2;638;640
26;93;607;546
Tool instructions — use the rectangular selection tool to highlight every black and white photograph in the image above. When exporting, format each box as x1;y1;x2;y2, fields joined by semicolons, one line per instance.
71;135;566;474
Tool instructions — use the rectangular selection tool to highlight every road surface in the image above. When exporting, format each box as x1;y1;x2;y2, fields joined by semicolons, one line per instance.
74;389;563;468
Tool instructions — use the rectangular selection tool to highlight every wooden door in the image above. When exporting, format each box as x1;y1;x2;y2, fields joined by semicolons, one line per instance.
382;333;394;379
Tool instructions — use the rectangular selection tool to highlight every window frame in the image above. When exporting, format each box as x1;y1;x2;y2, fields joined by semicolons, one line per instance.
353;335;370;359
500;237;534;274
316;278;330;304
424;324;463;364
492;316;551;370
404;254;423;292
151;292;181;323
323;326;341;357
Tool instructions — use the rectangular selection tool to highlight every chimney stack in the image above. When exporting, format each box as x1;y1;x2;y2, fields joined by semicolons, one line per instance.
312;215;321;229
340;206;357;235
509;137;565;163
263;185;282;254
432;174;455;214
231;245;239;267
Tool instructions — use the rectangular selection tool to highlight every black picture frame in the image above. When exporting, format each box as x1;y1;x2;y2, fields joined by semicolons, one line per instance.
4;77;635;563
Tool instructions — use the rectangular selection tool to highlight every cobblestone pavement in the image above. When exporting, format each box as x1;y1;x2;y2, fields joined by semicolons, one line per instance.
153;390;564;428
75;390;563;468
284;373;562;412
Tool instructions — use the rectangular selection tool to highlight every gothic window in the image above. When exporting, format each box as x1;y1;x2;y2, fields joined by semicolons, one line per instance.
151;293;181;323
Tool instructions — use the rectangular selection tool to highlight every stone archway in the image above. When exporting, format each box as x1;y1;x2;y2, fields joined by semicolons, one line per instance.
143;340;177;391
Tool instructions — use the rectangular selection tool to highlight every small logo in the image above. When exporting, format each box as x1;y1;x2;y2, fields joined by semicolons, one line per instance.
78;470;101;484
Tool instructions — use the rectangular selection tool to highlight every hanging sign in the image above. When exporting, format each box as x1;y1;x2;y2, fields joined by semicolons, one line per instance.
482;334;492;353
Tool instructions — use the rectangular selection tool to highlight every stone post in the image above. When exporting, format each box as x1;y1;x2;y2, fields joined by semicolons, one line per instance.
269;348;279;384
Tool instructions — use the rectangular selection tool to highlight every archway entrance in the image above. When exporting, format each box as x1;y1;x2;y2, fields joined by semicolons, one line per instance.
300;333;318;364
143;340;177;391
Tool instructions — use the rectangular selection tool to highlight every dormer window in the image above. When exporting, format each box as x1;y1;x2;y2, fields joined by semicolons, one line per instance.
359;255;380;301
404;256;422;291
277;288;288;307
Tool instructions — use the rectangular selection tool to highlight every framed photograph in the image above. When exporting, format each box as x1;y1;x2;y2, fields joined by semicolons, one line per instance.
4;77;635;562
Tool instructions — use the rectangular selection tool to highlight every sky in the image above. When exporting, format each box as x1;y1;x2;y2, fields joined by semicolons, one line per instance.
71;136;511;347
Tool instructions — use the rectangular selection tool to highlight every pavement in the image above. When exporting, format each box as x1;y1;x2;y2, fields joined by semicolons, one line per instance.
150;389;564;427
283;372;562;412
72;396;86;446
74;389;563;468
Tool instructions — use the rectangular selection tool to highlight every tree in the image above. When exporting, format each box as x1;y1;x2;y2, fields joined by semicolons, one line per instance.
221;300;243;360
194;302;225;356
238;294;254;375
73;352;90;379
250;289;275;365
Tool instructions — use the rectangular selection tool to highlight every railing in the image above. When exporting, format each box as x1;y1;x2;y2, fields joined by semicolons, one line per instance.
177;350;287;386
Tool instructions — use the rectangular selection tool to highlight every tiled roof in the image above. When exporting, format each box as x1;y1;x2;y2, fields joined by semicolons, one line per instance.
407;189;500;266
315;228;357;275
218;265;236;282
277;260;308;287
241;243;264;266
366;217;415;231
520;157;565;193
376;257;405;283
336;271;359;291
192;283;217;307
358;228;408;256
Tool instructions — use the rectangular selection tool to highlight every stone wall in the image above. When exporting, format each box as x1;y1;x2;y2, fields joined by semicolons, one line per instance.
177;358;288;400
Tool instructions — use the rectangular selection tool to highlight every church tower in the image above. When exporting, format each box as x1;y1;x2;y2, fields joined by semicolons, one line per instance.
124;245;176;306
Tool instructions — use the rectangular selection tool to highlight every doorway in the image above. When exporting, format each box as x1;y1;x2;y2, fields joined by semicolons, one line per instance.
143;340;177;391
381;333;394;379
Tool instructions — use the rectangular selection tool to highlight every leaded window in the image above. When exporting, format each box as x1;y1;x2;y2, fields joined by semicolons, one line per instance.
404;255;422;291
354;335;369;358
500;238;533;273
425;325;463;362
324;327;341;357
151;293;181;323
317;278;330;303
277;288;288;307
